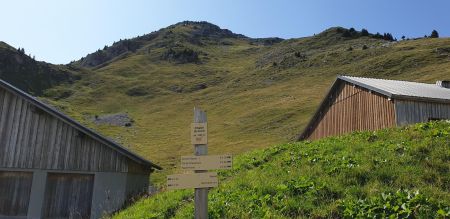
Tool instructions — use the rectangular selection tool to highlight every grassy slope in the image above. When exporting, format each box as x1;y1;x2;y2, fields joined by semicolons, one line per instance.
113;121;450;218
43;23;450;185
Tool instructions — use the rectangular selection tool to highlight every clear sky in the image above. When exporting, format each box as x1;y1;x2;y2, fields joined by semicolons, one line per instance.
1;0;449;64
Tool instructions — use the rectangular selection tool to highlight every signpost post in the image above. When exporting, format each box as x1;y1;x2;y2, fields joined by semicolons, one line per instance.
193;107;208;219
166;107;233;219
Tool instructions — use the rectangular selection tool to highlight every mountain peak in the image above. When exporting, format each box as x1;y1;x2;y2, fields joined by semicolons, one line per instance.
166;20;247;39
169;21;220;29
75;21;248;68
73;23;397;68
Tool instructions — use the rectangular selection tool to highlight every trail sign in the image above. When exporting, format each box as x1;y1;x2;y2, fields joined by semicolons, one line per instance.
181;155;232;170
191;122;207;144
165;108;212;218
167;172;218;190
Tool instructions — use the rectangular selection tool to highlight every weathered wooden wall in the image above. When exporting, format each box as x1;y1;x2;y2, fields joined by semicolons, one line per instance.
126;173;150;199
395;100;450;125
0;171;33;216
0;86;130;172
0;84;154;218
42;173;94;219
307;81;396;140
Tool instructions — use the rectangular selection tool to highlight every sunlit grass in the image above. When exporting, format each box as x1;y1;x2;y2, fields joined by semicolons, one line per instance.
113;121;450;218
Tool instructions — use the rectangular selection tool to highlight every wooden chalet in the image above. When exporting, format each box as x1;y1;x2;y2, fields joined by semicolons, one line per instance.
0;79;161;218
299;76;450;140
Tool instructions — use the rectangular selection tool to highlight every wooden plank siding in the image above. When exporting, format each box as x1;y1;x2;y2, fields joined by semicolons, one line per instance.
42;173;94;219
307;81;396;140
395;100;450;125
0;86;130;172
0;171;33;216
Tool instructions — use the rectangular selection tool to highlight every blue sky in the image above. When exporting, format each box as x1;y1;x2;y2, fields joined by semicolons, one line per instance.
1;0;449;64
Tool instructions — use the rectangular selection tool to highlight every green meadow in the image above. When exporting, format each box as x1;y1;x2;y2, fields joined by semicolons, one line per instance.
113;122;450;218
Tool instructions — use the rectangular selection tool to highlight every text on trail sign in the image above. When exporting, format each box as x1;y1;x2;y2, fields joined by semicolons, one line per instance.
167;172;218;190
191;123;207;144
181;155;233;170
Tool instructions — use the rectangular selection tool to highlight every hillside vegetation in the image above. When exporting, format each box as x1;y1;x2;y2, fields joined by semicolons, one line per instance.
0;41;84;95
113;121;450;218
2;21;450;185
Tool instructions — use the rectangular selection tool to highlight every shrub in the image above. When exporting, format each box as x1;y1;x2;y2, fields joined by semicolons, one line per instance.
373;32;383;39
162;48;200;64
361;28;369;36
126;86;150;96
342;30;352;37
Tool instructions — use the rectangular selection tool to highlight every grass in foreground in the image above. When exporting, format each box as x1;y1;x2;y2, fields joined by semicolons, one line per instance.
113;121;450;218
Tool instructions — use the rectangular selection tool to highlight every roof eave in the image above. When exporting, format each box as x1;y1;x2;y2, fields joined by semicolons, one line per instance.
391;94;450;104
339;76;450;104
337;75;393;98
0;79;162;171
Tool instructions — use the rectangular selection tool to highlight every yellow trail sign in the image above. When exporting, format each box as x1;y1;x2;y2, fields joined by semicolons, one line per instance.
181;155;232;170
167;172;218;190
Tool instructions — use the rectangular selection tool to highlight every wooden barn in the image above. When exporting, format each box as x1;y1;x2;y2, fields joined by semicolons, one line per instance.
0;79;161;218
299;76;450;140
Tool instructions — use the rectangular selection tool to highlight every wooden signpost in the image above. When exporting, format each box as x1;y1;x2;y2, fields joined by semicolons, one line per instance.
192;108;209;219
167;172;218;190
191;122;208;144
167;107;232;219
181;155;232;170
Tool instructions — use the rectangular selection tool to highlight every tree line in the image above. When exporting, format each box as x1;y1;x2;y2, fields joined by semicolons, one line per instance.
341;27;440;41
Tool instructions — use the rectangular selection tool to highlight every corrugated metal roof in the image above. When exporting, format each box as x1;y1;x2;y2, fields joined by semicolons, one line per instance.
298;75;450;140
339;76;450;102
0;79;162;170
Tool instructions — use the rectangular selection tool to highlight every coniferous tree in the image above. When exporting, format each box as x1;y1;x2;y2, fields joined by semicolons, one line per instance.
430;30;439;38
383;33;394;41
